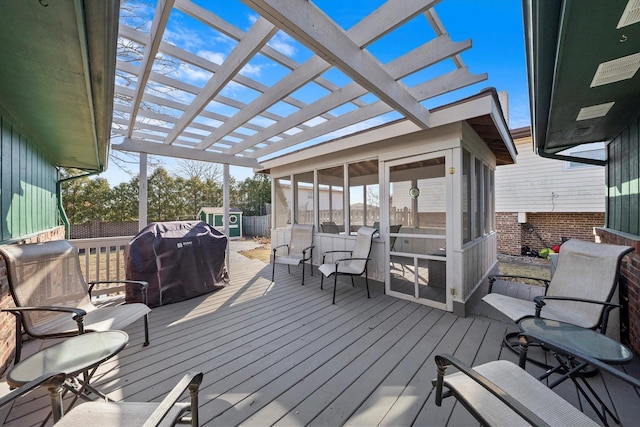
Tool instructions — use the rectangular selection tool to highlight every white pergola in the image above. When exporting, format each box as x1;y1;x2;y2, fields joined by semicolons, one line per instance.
110;0;488;234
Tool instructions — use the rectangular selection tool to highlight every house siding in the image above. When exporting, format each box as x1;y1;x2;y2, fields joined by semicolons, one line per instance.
1;113;58;242
606;114;640;235
600;112;640;354
495;132;605;213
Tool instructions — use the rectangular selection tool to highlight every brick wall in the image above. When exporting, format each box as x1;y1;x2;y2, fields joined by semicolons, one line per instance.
0;226;66;375
496;212;605;255
595;228;640;354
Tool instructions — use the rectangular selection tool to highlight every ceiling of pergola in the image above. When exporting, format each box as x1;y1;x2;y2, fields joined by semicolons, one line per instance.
111;0;488;170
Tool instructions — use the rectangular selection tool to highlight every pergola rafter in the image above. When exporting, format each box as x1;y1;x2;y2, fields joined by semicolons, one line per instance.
112;0;489;169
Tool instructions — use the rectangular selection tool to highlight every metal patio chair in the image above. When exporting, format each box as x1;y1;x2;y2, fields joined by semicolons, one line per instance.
483;239;633;360
484;239;633;332
321;221;340;234
271;224;315;285
0;371;203;427
434;354;599;426
0;240;151;363
388;224;405;275
319;226;376;304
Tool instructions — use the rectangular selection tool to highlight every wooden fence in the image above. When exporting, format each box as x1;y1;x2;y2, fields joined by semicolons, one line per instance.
243;214;271;237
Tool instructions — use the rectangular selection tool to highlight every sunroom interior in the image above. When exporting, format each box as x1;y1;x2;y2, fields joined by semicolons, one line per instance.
263;88;515;315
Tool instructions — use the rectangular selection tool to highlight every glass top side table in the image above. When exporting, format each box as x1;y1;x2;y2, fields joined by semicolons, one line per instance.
7;330;129;424
518;317;633;426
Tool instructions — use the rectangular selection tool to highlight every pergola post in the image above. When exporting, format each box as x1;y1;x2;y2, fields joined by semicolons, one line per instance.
224;163;230;272
139;153;148;231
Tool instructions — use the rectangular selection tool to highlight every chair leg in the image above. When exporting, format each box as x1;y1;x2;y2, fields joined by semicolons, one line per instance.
333;274;338;304
271;260;276;282
301;262;305;286
365;268;370;299
143;313;150;346
320;272;324;290
351;276;355;287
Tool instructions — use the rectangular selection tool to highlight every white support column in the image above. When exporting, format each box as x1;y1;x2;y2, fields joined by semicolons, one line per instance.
139;153;148;230
343;164;349;234
223;163;230;272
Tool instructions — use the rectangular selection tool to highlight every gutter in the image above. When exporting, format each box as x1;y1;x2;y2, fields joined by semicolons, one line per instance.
537;147;606;167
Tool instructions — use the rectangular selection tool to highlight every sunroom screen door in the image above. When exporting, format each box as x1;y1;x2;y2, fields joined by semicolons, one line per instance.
384;152;451;310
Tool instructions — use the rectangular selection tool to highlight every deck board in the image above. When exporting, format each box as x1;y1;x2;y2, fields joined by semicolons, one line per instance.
2;245;640;426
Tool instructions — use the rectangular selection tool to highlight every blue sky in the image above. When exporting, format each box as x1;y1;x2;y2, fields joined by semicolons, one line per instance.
105;0;529;185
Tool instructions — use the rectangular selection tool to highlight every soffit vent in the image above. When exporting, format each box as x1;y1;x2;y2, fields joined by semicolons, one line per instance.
590;53;640;87
576;102;615;121
618;0;640;28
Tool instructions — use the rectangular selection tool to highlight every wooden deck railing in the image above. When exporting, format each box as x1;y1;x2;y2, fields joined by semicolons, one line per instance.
72;236;134;299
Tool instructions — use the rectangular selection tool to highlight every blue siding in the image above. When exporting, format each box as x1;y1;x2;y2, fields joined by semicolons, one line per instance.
0;113;58;242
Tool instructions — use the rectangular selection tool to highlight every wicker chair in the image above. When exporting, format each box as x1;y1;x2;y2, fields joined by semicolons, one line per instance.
0;240;151;363
271;224;315;285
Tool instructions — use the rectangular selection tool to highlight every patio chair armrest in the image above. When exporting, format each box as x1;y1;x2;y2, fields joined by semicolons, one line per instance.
335;257;370;264
2;306;87;319
534;295;621;313
321;250;353;263
434;354;549;426
534;295;622;332
272;244;290;260
0;372;66;411
488;274;550;293
143;371;204;427
301;245;315;260
2;306;88;333
87;280;149;304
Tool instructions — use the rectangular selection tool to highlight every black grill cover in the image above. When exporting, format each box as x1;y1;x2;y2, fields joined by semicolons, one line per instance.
125;221;229;307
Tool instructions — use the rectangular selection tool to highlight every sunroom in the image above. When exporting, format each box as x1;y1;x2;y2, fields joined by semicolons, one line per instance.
264;88;515;314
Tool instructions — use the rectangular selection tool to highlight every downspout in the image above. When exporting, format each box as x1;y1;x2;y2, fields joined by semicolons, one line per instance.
57;170;102;239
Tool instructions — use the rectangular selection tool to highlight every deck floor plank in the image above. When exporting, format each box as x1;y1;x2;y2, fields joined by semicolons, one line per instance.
3;244;640;426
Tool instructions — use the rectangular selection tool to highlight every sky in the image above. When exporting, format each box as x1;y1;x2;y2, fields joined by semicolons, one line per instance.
103;0;529;186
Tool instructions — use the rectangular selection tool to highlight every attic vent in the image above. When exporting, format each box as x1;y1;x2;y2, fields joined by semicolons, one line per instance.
576;102;615;121
618;0;640;28
591;53;640;87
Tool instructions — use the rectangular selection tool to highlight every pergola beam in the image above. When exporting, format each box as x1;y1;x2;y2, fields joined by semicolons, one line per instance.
242;0;432;129
113;138;262;168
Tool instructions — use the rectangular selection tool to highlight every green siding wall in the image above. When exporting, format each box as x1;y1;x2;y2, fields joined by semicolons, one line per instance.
606;114;640;236
0;114;58;242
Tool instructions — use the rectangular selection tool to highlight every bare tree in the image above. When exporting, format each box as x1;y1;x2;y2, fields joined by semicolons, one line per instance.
174;159;222;183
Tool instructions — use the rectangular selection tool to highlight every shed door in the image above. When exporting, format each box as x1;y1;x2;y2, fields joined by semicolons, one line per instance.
384;151;452;311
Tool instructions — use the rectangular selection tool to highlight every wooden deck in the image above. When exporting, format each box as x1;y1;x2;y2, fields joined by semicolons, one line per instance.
2;246;640;426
